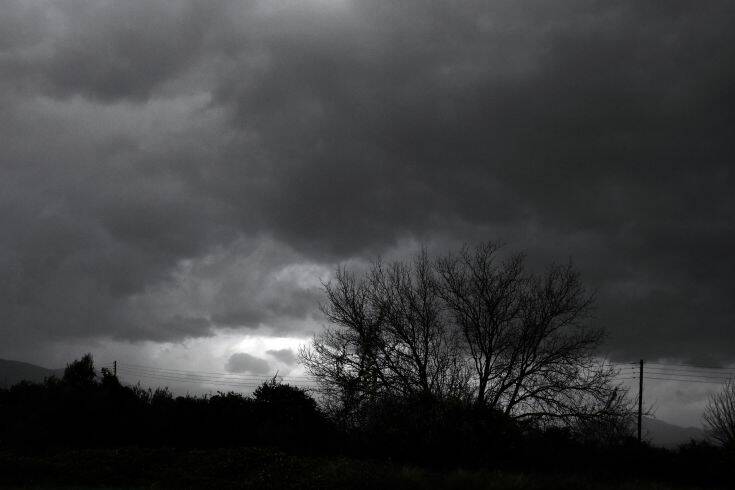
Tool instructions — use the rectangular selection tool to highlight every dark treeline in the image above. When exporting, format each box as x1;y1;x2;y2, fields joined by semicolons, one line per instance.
0;354;326;449
0;354;734;488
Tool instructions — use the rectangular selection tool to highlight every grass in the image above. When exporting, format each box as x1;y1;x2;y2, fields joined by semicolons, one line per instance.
0;447;718;490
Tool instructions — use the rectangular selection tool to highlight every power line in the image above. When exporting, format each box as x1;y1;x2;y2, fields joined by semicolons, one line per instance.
642;376;727;385
122;362;316;378
117;367;316;385
113;363;318;386
608;361;735;372
116;362;315;380
644;362;735;373
644;370;733;380
119;365;313;382
110;357;733;395
116;369;316;389
119;377;262;389
116;368;267;384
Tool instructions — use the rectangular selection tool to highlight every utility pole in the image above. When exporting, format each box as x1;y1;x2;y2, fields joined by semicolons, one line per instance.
113;361;117;377
638;359;643;443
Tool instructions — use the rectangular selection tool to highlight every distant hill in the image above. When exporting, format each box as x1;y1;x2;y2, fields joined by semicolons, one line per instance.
643;417;706;448
0;358;63;388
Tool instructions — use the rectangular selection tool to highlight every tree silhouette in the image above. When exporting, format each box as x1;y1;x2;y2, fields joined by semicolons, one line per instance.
301;242;632;433
62;353;96;386
704;379;735;449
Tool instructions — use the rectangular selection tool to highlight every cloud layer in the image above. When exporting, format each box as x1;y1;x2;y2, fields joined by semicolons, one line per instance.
1;0;734;364
225;352;270;375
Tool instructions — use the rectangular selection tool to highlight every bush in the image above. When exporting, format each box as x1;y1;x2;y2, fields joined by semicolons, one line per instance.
0;355;330;451
354;394;523;467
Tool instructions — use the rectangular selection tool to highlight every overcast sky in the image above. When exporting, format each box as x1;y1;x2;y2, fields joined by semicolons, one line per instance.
1;0;734;426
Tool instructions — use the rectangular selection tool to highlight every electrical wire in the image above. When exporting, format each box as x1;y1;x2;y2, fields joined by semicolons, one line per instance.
116;369;316;389
107;359;735;390
117;365;317;384
117;367;316;385
118;362;316;380
643;362;735;373
642;376;727;385
643;370;733;380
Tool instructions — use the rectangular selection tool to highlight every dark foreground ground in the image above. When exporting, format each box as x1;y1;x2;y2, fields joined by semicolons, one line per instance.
0;447;721;490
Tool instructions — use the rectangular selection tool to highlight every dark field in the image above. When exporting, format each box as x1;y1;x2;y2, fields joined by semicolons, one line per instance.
0;447;720;490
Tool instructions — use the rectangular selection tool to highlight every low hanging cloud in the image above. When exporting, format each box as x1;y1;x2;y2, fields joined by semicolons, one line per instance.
0;0;734;367
266;348;298;366
225;352;271;375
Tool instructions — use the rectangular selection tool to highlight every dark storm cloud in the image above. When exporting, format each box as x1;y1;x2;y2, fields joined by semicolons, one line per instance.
0;0;224;101
225;352;270;375
1;0;734;363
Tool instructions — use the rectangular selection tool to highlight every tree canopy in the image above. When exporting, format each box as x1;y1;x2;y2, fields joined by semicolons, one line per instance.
301;242;632;434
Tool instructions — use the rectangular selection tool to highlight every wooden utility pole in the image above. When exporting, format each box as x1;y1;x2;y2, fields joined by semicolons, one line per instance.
113;361;117;377
638;359;643;443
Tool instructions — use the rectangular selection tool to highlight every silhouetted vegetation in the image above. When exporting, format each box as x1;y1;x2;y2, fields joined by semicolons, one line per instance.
703;379;735;449
0;355;734;488
1;354;735;488
302;244;633;438
0;354;326;449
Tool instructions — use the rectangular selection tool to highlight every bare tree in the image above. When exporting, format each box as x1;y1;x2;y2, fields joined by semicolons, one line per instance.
301;242;631;430
435;243;525;407
366;251;465;400
300;251;468;424
498;262;615;423
436;244;625;426
299;266;377;425
703;379;735;449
